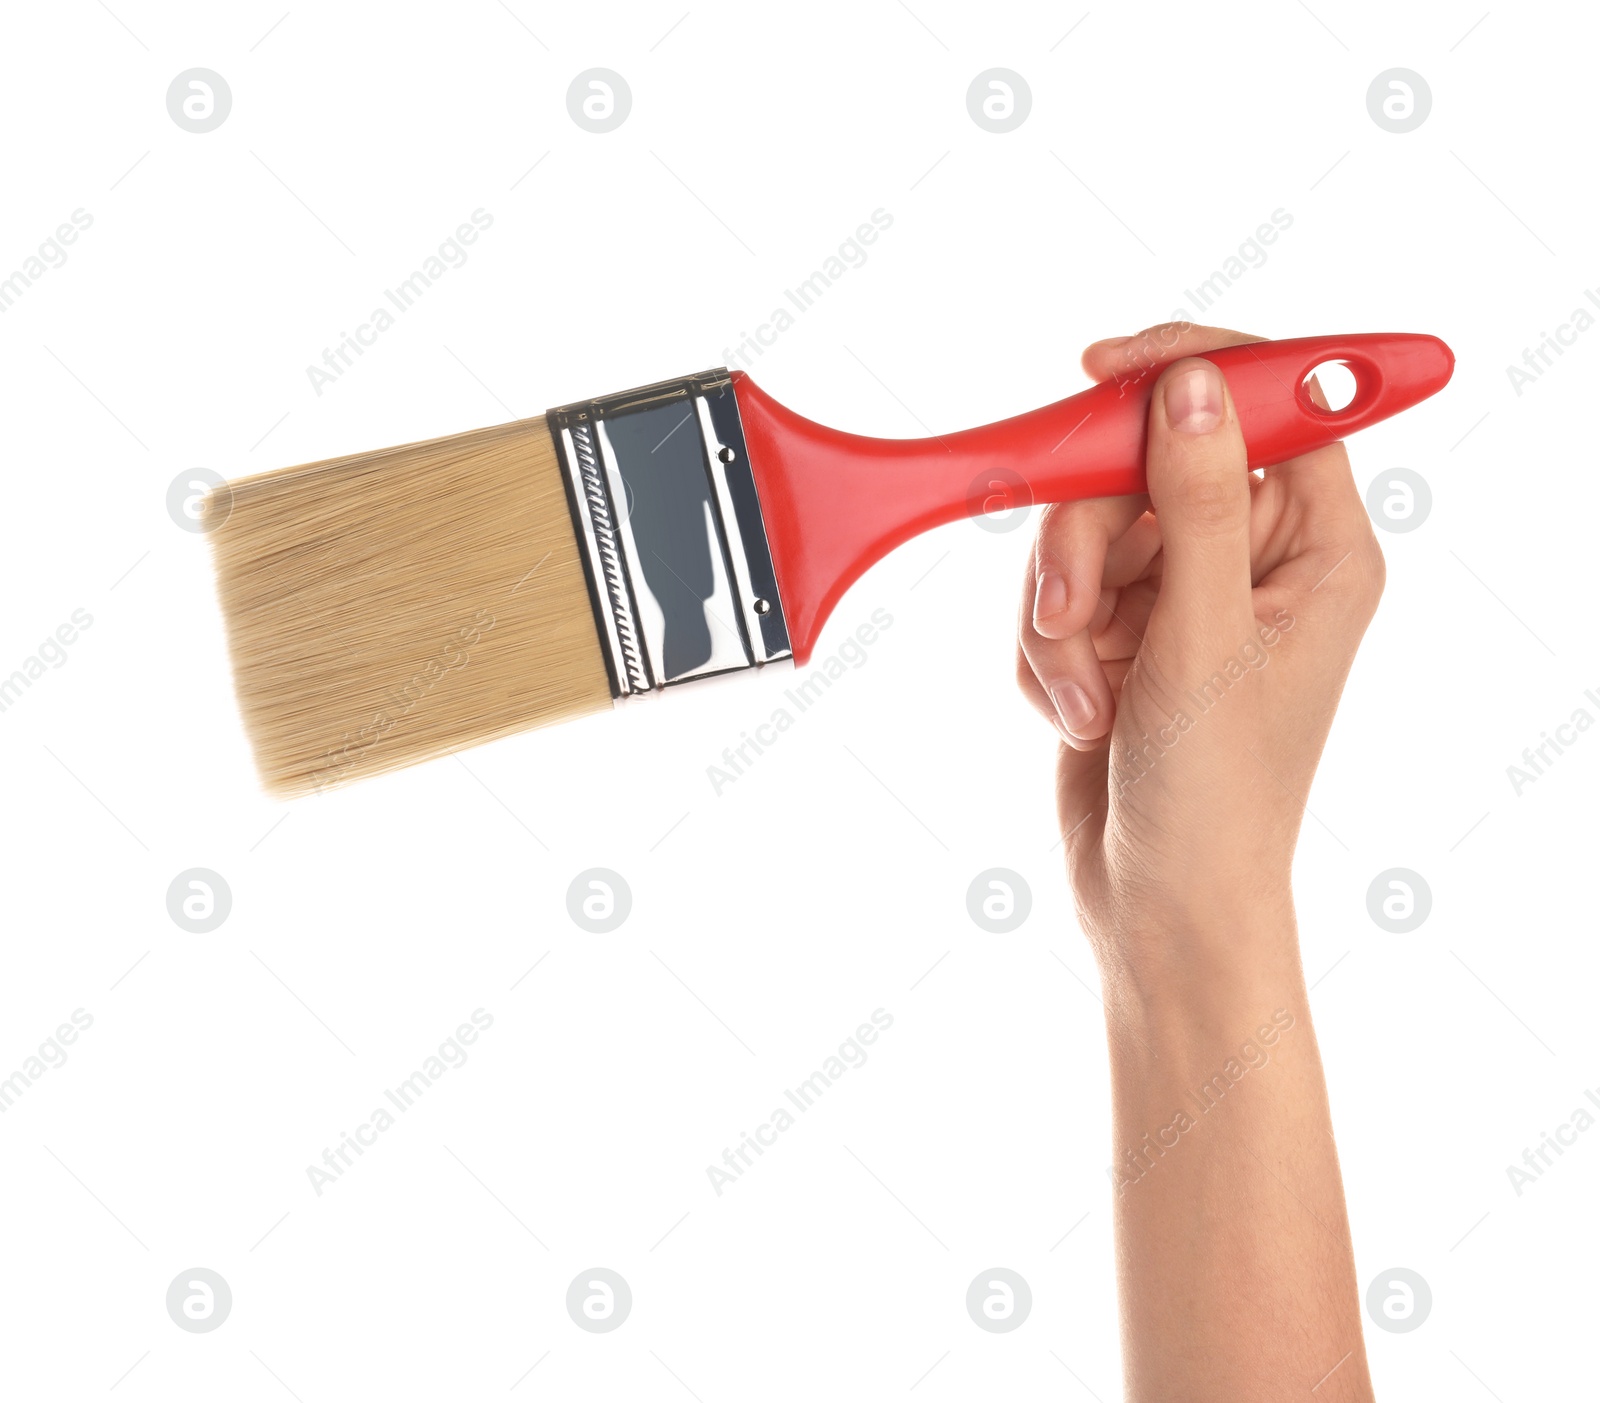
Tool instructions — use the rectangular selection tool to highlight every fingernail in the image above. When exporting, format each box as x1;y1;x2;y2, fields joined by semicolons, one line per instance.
1164;361;1223;435
1051;680;1096;738
1088;335;1132;353
1033;570;1069;636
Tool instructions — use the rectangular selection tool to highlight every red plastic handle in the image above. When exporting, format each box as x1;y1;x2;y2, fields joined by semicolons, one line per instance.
734;332;1453;663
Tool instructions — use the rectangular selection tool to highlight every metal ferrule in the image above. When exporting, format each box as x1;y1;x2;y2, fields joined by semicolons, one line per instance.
549;369;792;701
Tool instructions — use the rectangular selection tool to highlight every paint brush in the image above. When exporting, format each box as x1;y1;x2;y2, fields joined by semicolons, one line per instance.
204;332;1453;796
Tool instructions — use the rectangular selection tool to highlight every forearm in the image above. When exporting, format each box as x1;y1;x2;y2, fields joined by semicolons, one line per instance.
1101;911;1372;1403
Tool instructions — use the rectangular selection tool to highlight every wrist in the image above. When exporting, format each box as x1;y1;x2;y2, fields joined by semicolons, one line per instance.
1087;889;1303;1032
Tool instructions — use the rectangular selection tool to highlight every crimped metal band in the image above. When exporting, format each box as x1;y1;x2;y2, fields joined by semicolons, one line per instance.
549;369;792;700
566;418;648;694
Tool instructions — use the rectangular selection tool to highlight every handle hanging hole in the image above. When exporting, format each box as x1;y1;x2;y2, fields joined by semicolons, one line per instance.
1302;360;1359;414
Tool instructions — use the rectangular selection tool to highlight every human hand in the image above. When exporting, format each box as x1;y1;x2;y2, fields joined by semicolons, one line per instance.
1015;322;1386;992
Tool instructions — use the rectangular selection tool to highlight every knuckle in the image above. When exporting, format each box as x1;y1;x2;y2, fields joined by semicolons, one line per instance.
1139;320;1190;346
1351;536;1387;607
1035;500;1069;548
1134;321;1260;355
1316;533;1386;615
1169;469;1243;532
1124;322;1192;369
1014;644;1039;696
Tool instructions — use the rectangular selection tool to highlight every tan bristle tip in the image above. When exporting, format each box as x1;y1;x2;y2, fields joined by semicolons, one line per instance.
205;416;611;797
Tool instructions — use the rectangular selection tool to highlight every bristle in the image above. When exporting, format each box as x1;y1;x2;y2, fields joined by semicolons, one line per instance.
205;416;611;797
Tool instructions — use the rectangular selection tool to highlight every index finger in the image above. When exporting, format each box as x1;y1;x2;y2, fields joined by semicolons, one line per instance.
1081;321;1264;384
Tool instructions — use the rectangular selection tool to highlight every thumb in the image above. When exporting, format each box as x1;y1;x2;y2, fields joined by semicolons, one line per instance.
1144;357;1254;661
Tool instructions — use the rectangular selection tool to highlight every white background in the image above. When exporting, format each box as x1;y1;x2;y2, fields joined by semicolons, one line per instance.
0;1;1592;1398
